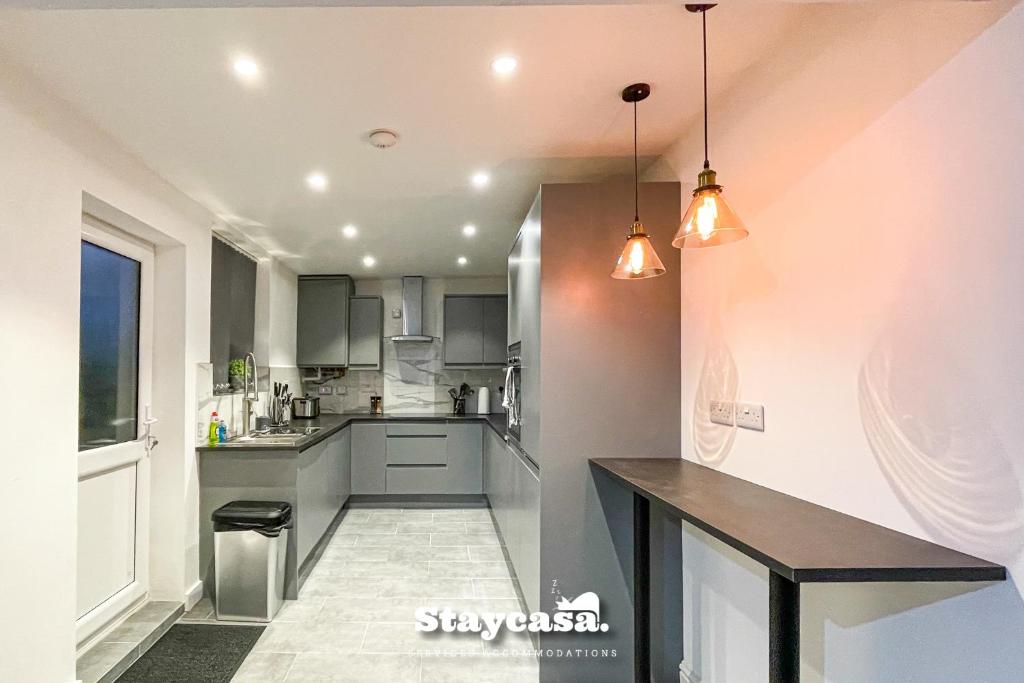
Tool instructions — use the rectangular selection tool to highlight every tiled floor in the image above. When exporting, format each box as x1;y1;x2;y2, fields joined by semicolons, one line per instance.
182;506;538;682
77;600;182;683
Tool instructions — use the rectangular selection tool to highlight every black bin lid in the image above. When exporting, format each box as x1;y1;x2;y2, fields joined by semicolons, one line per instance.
212;500;292;525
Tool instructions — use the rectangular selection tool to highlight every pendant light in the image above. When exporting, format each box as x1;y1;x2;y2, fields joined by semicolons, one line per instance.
673;4;749;249
612;83;667;280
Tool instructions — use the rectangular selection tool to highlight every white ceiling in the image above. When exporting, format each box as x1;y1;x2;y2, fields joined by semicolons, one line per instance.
0;5;803;276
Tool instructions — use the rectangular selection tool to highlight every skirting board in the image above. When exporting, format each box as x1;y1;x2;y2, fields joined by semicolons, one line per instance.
185;580;204;611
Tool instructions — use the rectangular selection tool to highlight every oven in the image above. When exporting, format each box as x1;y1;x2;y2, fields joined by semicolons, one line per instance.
505;342;522;445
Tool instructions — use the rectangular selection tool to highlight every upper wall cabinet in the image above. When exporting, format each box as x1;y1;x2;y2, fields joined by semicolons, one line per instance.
210;236;256;390
296;275;352;367
443;295;508;367
347;295;383;370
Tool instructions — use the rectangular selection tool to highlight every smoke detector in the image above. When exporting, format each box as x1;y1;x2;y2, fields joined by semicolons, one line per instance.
367;129;399;149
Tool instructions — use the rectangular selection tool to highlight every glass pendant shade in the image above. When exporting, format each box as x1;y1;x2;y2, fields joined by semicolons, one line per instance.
672;169;748;249
611;222;666;279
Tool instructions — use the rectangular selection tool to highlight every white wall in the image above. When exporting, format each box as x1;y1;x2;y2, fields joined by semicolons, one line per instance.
653;4;1024;681
267;259;299;368
0;59;214;681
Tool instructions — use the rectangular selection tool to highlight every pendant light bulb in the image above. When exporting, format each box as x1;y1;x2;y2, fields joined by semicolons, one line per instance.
612;222;666;279
612;83;666;280
673;4;749;250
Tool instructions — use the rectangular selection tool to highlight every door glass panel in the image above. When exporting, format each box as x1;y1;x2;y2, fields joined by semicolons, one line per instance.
79;241;141;451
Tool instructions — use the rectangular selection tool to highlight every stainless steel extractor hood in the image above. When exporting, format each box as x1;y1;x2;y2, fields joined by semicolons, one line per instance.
390;276;435;342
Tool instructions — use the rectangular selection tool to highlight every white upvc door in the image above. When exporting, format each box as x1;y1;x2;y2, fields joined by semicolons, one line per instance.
76;216;155;645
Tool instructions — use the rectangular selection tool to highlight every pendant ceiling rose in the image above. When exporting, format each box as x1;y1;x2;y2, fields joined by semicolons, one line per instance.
611;82;666;280
673;2;749;250
621;83;651;103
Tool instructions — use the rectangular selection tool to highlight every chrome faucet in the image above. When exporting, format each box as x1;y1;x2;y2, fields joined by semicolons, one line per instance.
242;352;259;436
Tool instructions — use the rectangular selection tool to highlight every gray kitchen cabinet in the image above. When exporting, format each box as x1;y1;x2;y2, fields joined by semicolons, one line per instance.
351;423;386;494
295;428;351;569
296;275;352;367
380;423;481;494
483;296;508;365
443;295;508;368
347;295;383;369
483;427;538;614
443;296;484;365
445;424;483;493
386;436;447;465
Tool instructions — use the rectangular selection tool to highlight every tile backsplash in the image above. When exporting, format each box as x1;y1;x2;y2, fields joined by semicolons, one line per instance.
293;341;504;415
197;357;504;443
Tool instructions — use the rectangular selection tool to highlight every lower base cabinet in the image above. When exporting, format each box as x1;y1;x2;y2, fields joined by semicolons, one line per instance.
484;429;540;614
352;422;483;495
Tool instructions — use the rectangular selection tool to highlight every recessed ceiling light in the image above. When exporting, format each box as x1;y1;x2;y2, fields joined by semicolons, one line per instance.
232;56;260;81
462;224;477;237
342;224;358;238
457;256;469;266
471;172;490;189
491;55;518;76
362;255;376;268
306;172;328;192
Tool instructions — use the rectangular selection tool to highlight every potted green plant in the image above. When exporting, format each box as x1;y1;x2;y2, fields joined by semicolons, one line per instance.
228;358;246;391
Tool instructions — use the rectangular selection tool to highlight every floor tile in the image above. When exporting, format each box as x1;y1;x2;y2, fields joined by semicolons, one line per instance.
335;522;399;535
284;653;420;682
468;547;507;562
328;560;429;578
431;509;493;521
299;577;386;598
421;654;538;682
275;597;325;622
368;511;433;522
253;621;368;654
388;545;471;562
428;561;513;579
431;533;502;547
379;578;476;599
228;504;534;683
473;579;519;599
231;652;296;682
182;597;215;621
352;533;430;547
362;622;482;655
319;597;427;623
397;521;467;534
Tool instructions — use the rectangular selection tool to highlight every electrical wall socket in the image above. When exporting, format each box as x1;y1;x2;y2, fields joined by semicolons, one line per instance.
317;385;333;395
735;402;765;431
709;399;735;426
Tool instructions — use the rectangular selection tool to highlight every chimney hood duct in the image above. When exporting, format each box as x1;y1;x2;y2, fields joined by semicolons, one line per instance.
390;276;435;342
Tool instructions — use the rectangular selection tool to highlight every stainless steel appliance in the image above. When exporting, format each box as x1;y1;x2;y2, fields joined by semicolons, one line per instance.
505;343;522;445
291;396;320;419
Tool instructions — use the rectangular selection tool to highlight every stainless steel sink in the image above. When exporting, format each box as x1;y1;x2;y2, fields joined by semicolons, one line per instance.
227;426;321;445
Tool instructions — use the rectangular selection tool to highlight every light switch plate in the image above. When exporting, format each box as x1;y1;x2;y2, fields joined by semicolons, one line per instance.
735;403;765;431
317;385;333;395
391;308;402;319
709;400;734;426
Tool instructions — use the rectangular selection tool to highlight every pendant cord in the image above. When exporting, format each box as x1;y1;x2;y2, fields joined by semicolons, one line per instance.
633;101;639;222
702;8;709;170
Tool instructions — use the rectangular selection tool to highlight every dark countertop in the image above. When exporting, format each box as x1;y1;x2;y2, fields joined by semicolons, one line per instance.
591;457;1006;584
197;412;506;453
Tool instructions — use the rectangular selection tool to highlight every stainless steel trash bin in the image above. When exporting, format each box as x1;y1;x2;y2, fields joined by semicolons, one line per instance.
212;501;292;622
